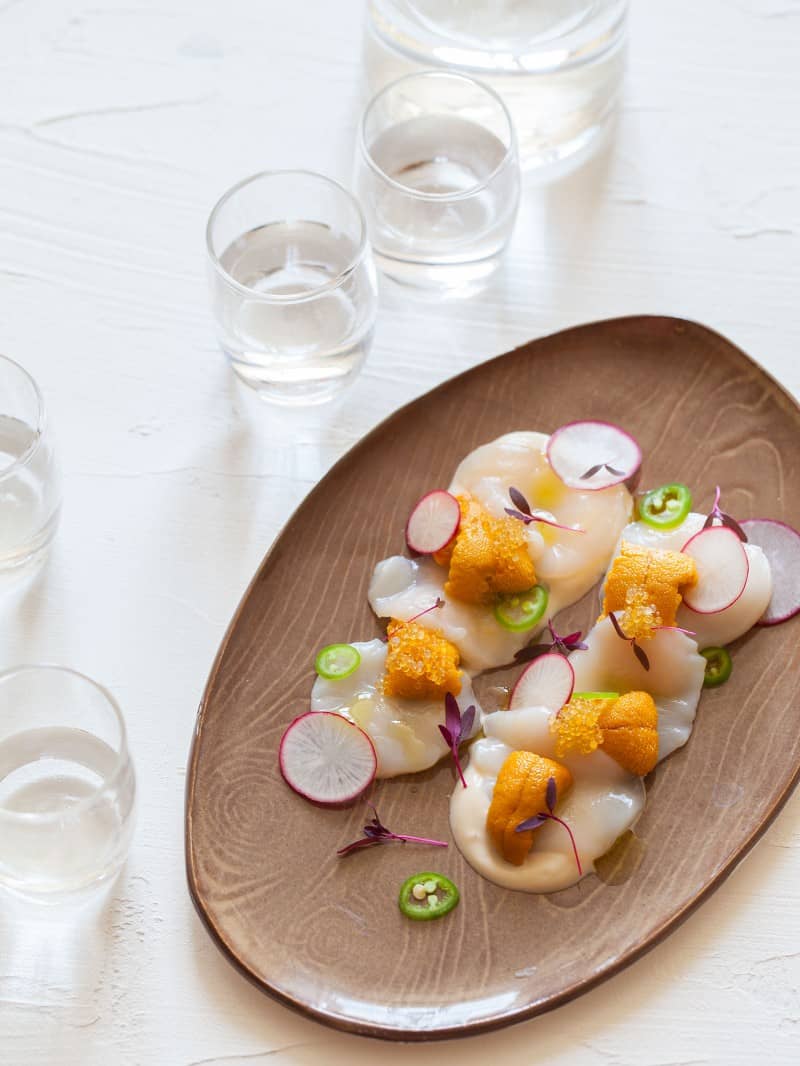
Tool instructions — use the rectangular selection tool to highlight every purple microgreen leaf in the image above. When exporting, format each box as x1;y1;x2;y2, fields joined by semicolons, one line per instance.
608;611;628;640
336;837;382;856
508;486;532;516
337;805;448;856
504;507;533;524
515;814;548;833
632;640;651;671
438;724;453;748
604;464;624;477
513;811;583;875
721;512;748;542
546;775;557;813
460;704;476;741
581;463;603;480
703;513;715;530
444;692;461;737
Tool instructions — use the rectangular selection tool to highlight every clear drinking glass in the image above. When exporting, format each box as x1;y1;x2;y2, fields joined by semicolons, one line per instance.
0;666;136;898
0;354;61;573
354;71;520;292
206;170;378;406
364;1;628;172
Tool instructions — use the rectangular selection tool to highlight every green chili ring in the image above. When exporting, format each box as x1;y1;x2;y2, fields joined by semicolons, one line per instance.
398;872;460;921
701;646;732;687
639;483;693;531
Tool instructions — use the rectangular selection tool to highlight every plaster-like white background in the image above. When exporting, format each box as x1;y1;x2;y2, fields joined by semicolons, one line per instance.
2;1;799;1063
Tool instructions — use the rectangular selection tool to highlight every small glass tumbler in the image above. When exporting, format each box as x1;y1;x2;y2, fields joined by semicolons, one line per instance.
355;71;520;292
364;1;628;172
206;170;378;405
0;354;60;573
0;666;136;898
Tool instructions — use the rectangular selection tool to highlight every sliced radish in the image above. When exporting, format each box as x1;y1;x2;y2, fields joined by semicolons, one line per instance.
546;421;642;492
741;518;800;625
405;490;461;554
509;652;574;712
279;712;376;805
681;526;750;615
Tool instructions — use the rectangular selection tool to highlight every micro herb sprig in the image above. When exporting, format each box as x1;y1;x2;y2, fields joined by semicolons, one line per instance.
609;611;650;671
514;618;587;665
703;485;748;542
505;487;585;534
515;776;582;875
337;805;448;857
438;692;476;789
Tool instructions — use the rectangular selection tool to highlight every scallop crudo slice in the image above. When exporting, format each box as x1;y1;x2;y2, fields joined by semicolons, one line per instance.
405;490;461;554
546;421;642;491
279;712;376;805
681;526;749;615
740;518;800;625
509;653;575;712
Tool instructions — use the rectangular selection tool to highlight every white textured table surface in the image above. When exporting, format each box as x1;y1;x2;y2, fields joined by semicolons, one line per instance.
2;1;800;1063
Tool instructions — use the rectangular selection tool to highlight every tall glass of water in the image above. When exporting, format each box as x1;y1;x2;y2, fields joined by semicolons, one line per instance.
354;70;520;292
206;170;378;405
0;354;60;574
364;1;628;172
0;666;136;898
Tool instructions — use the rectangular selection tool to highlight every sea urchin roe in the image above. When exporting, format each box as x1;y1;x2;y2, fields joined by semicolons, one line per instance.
382;619;462;701
486;751;572;866
550;695;614;758
601;541;698;637
435;494;537;606
597;691;658;776
551;691;659;776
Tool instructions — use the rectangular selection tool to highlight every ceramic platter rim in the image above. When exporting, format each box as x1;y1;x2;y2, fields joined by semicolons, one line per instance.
186;315;800;1041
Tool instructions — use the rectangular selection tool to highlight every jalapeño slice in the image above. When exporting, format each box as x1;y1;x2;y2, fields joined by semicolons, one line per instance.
700;646;732;687
398;872;460;921
494;585;548;632
639;483;692;531
314;643;361;680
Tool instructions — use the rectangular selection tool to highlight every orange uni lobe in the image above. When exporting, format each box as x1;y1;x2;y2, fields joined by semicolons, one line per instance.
435;494;536;606
486;751;572;866
597;690;659;776
601;541;697;637
382;619;462;701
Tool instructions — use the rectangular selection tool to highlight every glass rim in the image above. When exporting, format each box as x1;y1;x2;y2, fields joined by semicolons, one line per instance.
0;665;131;825
0;353;46;480
205;168;370;304
358;69;518;202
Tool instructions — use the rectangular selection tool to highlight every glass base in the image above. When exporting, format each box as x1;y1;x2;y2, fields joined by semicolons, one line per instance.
375;251;501;298
225;346;370;406
0;508;60;577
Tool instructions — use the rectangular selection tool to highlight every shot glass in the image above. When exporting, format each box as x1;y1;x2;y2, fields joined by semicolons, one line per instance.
354;70;520;292
0;666;136;898
0;354;60;573
206;170;378;406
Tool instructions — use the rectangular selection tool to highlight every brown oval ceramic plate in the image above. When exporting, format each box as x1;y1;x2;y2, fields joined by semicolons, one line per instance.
186;316;800;1041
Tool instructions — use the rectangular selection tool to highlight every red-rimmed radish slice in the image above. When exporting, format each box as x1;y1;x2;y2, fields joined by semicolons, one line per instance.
405;490;461;554
279;712;376;805
681;526;749;615
546;421;642;491
510;653;575;712
741;518;800;625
